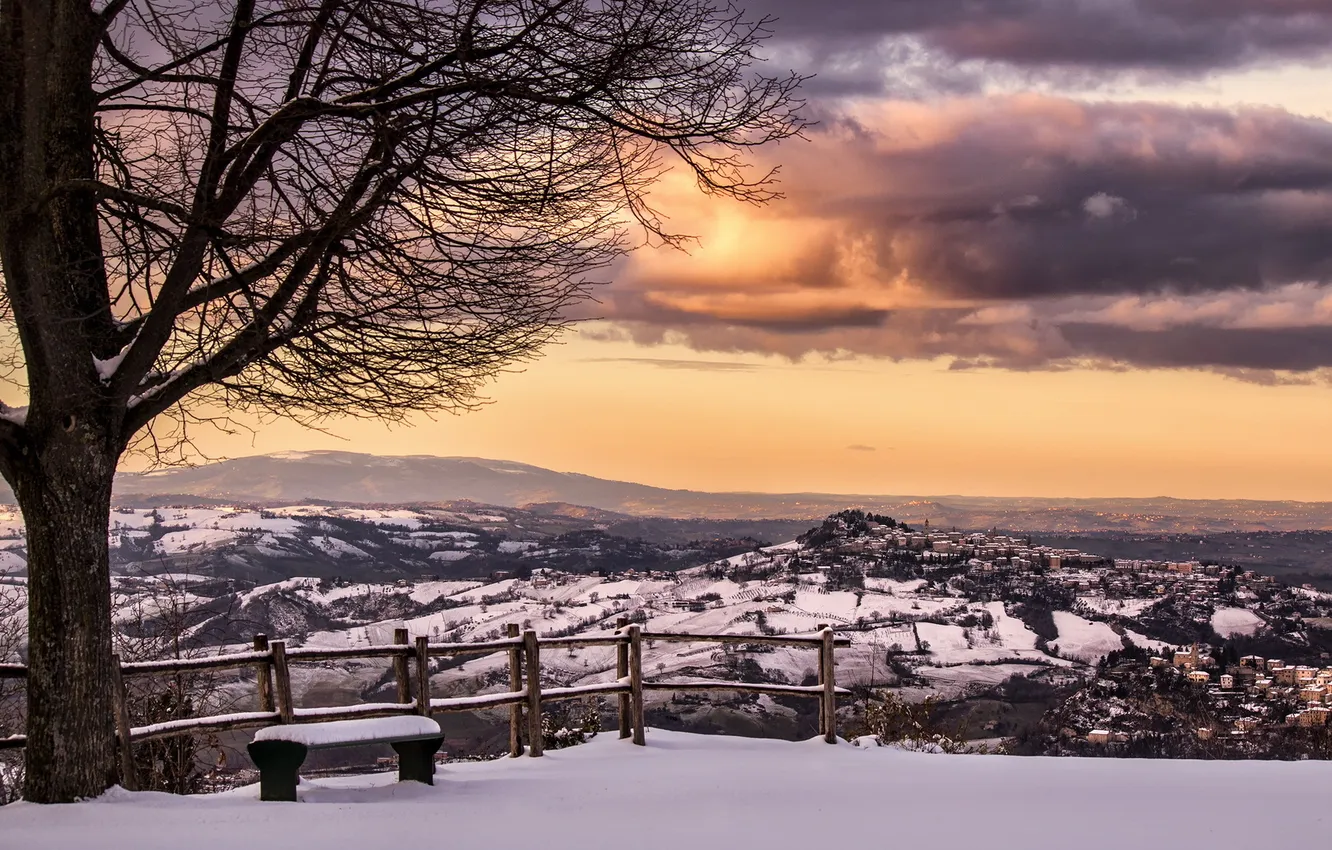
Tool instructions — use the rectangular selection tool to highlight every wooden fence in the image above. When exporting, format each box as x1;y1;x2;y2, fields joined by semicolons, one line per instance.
0;619;850;789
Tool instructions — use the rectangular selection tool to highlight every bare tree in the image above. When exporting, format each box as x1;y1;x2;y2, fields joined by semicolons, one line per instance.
0;0;803;800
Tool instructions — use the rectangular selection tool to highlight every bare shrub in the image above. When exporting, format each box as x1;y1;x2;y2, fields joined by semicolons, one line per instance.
0;576;25;804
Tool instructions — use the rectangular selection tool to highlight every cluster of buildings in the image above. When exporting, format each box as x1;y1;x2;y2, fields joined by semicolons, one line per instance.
868;531;1261;602
1080;651;1332;747
964;551;1279;607
1155;650;1332;729
844;524;1105;571
772;523;1300;621
832;523;1281;601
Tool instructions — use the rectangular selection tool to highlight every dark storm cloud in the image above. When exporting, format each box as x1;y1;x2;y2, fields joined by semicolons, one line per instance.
750;0;1332;81
1061;323;1332;372
585;3;1332;378
605;291;893;334
604;97;1332;376
805;100;1332;300
717;305;892;332
642;98;1332;301
579;357;762;372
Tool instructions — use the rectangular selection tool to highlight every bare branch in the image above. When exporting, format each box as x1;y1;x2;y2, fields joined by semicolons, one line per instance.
44;180;192;222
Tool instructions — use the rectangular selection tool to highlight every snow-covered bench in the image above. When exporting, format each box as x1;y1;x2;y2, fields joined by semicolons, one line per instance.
248;716;445;801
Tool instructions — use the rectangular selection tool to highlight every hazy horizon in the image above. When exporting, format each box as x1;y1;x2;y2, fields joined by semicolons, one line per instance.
117;449;1332;506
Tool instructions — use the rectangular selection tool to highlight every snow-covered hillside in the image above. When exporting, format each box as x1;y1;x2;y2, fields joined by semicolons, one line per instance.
1;541;1077;715
4;730;1330;850
0;501;791;588
3;507;1309;711
165;542;1079;706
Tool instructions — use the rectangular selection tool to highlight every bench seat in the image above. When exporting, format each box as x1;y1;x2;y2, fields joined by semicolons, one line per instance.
248;716;444;801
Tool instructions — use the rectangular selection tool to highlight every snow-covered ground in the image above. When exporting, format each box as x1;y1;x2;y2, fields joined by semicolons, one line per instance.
4;731;1330;850
1211;607;1265;638
1052;612;1124;664
1077;595;1155;618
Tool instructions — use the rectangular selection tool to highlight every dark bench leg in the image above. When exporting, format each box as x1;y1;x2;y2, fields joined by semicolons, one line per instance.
392;736;444;785
248;740;309;802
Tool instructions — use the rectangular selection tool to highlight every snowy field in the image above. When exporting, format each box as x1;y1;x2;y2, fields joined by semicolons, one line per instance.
1052;611;1124;663
4;731;1331;850
1211;607;1266;638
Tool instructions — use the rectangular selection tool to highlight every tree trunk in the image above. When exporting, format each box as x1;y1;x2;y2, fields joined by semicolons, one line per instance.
15;441;118;803
0;0;124;802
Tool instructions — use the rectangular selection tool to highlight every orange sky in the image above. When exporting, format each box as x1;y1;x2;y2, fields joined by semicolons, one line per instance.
162;328;1332;501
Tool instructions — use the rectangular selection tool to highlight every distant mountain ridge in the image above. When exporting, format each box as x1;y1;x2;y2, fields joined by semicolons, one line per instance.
118;451;671;509
65;450;1332;533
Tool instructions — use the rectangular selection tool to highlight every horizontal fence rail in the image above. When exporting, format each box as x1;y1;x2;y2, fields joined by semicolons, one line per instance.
641;632;851;647
120;650;274;676
1;620;847;785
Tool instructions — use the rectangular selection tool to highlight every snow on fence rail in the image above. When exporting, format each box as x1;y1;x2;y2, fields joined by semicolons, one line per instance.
2;622;851;781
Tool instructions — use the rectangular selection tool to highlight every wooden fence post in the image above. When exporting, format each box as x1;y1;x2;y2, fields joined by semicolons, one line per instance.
615;616;630;739
523;630;544;757
110;655;138;791
628;624;645;746
253;634;274;713
821;625;837;744
507;624;524;757
393;627;411;705
415;636;431;715
271;641;295;723
816;624;829;739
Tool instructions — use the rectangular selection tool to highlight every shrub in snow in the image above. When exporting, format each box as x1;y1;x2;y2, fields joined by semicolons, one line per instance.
541;698;605;750
857;691;1004;755
0;579;23;804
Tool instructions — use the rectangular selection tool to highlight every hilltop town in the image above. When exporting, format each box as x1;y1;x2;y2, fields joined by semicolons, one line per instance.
724;510;1332;754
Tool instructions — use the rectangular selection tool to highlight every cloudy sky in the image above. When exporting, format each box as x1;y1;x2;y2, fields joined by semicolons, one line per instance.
201;1;1332;500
